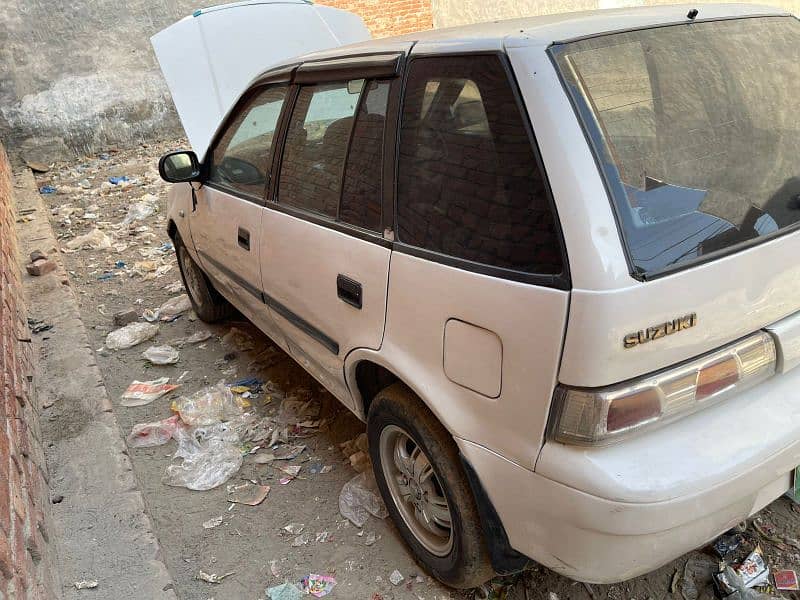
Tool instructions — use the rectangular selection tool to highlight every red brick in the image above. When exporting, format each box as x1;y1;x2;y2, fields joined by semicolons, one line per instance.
0;534;11;579
316;0;432;37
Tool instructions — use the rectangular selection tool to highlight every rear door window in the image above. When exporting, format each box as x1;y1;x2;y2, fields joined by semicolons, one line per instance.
209;85;288;198
278;81;363;218
553;16;800;276
339;80;390;231
277;79;389;232
396;55;563;275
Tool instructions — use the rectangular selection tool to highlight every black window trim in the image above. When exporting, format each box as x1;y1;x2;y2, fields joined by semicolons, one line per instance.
295;52;404;83
392;50;571;290
203;81;292;206
547;14;800;282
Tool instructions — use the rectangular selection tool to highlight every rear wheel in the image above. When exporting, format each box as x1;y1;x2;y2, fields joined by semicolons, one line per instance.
174;234;233;323
368;383;494;588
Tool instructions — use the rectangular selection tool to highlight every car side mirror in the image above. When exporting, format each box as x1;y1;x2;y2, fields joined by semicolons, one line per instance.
159;150;202;183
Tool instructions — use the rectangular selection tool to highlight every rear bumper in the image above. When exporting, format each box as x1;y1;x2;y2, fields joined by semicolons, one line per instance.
457;368;800;583
460;438;793;583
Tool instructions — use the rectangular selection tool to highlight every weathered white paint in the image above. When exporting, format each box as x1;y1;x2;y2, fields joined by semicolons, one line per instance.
432;0;798;27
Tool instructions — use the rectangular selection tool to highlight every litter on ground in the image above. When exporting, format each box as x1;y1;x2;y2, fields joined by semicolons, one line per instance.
339;471;388;527
227;481;271;506
120;377;180;407
299;574;337;597
73;580;98;590
196;570;235;584
141;344;180;365
126;415;181;448
105;322;159;350
389;570;404;586
202;516;224;529
267;582;303;600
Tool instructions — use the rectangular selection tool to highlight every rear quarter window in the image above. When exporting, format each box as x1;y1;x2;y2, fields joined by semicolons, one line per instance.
553;16;800;277
396;55;563;276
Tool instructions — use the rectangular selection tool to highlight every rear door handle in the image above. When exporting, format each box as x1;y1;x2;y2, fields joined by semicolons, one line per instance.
337;274;362;309
237;227;250;251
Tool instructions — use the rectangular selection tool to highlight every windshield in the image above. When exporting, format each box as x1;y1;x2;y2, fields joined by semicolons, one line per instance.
552;16;800;277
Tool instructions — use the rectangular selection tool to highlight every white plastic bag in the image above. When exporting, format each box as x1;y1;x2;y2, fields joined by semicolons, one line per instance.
65;228;112;250
121;194;158;225
163;420;244;490
105;322;159;350
158;294;192;321
141;345;180;365
171;381;243;426
127;415;181;448
339;471;388;527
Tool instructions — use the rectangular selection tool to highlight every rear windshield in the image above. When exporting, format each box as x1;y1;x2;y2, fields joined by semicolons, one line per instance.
552;16;800;277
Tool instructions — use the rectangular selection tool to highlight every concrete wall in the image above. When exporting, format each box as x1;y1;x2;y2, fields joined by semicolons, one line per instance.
432;0;799;28
0;0;204;164
0;143;56;599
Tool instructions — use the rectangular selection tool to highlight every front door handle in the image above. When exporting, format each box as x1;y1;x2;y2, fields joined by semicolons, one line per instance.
337;274;362;309
237;227;250;251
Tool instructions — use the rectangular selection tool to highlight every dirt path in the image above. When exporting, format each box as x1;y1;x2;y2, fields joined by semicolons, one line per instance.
31;141;800;600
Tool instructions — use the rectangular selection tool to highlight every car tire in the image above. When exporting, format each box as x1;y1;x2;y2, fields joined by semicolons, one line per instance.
368;383;495;589
174;234;233;323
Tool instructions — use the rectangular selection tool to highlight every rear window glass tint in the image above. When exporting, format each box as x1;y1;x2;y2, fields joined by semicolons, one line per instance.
278;81;363;218
396;55;563;275
554;17;800;276
339;80;389;231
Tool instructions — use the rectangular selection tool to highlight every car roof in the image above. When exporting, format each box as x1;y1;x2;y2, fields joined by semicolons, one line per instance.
292;3;788;62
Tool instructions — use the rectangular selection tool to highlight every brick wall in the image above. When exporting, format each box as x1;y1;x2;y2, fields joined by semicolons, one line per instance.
318;0;433;37
0;145;54;599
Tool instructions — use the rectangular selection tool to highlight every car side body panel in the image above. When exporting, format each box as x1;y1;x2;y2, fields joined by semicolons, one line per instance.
259;208;391;408
166;183;198;258
347;252;569;469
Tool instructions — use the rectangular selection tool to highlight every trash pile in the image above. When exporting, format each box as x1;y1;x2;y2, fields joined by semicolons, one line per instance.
266;574;337;599
34;149;182;287
125;378;337;493
690;517;800;599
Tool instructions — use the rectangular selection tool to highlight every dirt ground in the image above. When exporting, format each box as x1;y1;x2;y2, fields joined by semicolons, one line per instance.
30;140;800;600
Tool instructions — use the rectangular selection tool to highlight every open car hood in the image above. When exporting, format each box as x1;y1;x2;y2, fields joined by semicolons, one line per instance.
151;1;370;158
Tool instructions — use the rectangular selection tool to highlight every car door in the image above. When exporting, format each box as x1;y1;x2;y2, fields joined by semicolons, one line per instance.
258;60;400;406
191;83;289;341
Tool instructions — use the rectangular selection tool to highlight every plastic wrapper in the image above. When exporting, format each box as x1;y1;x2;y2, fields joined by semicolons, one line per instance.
65;228;112;250
171;381;243;426
121;195;158;225
299;574;336;597
163;422;244;491
714;565;773;599
338;471;388;527
158;294;192;321
141;345;180;365
105;322;159;350
736;546;769;588
267;583;303;600
127;415;181;448
120;377;180;407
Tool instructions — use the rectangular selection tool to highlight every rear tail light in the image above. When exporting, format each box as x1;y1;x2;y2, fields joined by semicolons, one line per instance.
549;331;776;445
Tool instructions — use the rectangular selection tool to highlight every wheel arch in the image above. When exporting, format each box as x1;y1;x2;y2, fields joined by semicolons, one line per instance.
345;350;446;430
346;349;532;577
167;218;178;241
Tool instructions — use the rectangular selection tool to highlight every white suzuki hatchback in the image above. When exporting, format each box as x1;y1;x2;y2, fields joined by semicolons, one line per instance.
159;3;800;588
